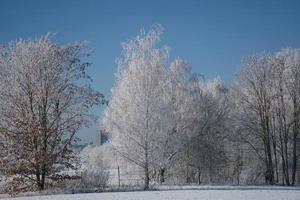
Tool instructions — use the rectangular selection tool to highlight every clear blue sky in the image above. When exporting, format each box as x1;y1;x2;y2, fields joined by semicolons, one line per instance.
1;0;300;143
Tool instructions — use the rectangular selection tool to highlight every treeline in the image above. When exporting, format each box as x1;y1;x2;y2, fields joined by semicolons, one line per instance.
0;26;299;194
102;25;300;189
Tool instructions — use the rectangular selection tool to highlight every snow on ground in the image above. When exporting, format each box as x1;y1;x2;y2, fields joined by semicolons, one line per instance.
6;186;300;200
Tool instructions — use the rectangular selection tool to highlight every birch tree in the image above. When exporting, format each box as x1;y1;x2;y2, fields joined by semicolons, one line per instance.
102;25;170;190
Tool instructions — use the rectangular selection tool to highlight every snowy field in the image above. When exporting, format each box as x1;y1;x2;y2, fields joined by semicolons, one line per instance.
6;186;300;200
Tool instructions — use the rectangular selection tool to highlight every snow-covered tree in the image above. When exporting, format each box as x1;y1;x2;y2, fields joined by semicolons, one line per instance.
102;25;235;187
102;25;192;189
269;48;300;185
181;77;231;183
0;35;104;193
235;49;300;185
235;55;275;184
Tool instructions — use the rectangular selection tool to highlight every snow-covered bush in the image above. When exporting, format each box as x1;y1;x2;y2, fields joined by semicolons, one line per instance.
77;145;110;189
79;170;109;189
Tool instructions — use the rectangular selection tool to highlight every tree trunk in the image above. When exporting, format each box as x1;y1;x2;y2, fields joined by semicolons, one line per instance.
40;170;46;190
271;116;279;183
144;164;150;190
144;107;150;190
117;165;120;188
197;167;201;185
159;167;165;184
291;129;297;185
36;172;42;191
284;134;290;186
291;97;298;185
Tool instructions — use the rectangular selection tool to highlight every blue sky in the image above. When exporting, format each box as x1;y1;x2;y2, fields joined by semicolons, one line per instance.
1;0;300;143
